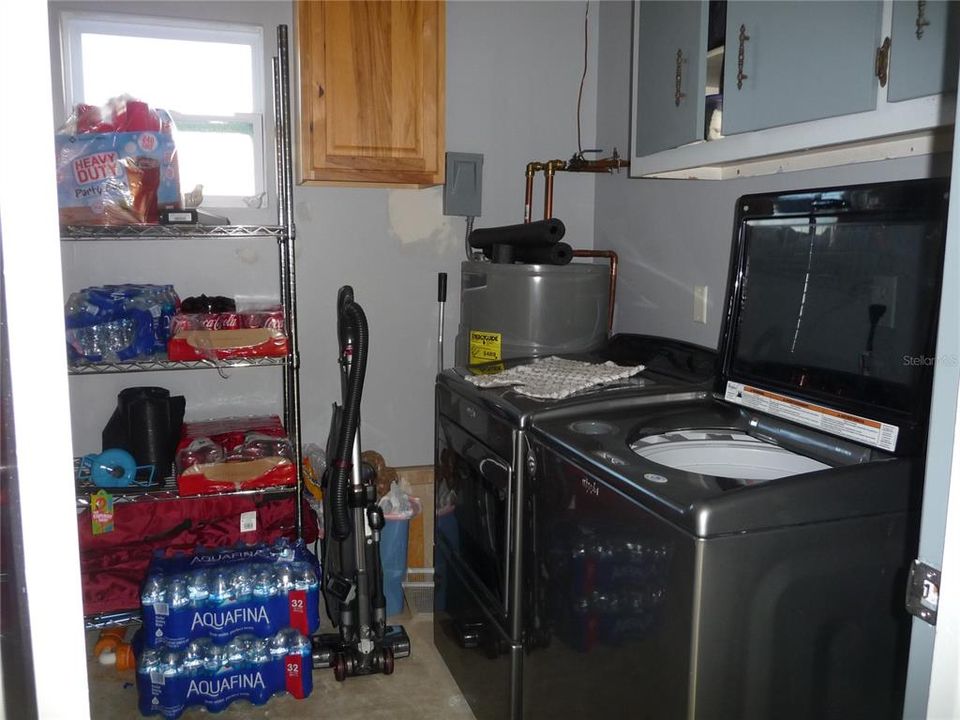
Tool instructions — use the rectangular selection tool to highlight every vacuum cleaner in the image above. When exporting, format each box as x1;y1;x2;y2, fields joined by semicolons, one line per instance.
311;286;411;680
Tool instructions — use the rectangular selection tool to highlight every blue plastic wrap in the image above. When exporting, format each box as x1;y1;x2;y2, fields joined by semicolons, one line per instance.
65;283;178;363
135;628;312;719
141;540;320;650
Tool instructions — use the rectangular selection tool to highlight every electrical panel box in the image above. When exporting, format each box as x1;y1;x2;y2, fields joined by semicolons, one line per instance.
443;152;483;217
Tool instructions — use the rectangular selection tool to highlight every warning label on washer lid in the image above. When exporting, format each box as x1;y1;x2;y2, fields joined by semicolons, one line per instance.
724;381;900;452
469;330;502;365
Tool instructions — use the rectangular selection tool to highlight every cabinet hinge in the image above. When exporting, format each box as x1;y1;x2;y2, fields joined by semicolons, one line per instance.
875;36;892;87
905;559;940;625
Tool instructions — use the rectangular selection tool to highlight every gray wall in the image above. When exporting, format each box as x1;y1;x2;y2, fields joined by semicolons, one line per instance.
595;1;951;350
50;1;598;466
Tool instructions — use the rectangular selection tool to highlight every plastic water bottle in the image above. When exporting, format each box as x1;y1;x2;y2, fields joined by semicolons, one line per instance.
182;638;211;675
292;562;318;591
138;648;162;676
248;637;271;665
161;649;182;679
287;630;311;657
253;567;278;598
225;636;250;666
211;570;234;605
141;575;166;606
276;563;294;594
268;630;290;658
187;570;210;603
168;575;190;610
203;643;225;674
231;565;253;601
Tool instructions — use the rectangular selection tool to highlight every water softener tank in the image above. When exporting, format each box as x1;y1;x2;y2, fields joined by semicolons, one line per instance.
455;260;609;366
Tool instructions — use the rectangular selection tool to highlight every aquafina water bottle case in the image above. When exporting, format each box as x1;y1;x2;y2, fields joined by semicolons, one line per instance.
135;628;312;719
140;539;319;649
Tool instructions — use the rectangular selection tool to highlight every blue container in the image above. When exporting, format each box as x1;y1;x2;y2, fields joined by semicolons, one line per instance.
379;518;410;616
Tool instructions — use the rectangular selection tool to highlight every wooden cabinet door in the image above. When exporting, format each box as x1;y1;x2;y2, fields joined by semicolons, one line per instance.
888;0;960;102
632;0;708;156
296;0;445;186
722;1;882;135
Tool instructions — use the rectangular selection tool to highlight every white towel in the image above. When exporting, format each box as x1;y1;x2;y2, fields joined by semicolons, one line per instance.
464;356;644;400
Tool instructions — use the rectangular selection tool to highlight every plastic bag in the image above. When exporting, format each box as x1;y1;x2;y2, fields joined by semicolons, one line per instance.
377;480;422;520
55;95;181;225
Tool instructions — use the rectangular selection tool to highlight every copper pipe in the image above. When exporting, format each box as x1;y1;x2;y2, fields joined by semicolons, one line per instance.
572;249;618;335
543;159;567;220
523;162;543;223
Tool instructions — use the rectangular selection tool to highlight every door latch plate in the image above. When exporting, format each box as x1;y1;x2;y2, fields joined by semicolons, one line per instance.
905;559;940;625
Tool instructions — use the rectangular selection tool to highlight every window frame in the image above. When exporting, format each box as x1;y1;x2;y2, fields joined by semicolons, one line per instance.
59;11;267;210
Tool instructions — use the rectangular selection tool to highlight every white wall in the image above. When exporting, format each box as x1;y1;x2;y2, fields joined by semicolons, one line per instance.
595;1;951;350
49;1;599;466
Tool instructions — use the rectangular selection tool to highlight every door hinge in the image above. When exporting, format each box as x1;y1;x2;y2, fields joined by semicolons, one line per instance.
905;559;940;625
875;36;892;87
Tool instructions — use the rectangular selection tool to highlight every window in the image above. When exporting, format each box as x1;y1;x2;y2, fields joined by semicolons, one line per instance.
60;12;266;209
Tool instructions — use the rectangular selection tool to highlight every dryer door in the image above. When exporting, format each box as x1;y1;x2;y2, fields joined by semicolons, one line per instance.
436;415;513;620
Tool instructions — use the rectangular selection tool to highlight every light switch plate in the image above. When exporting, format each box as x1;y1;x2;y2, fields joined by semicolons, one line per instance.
443;152;483;217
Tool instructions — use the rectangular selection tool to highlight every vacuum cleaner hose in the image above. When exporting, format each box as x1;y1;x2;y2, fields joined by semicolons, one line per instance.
330;297;369;541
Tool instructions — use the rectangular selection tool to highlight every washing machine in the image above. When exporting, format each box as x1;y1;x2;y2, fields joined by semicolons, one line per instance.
434;334;717;720
523;178;950;720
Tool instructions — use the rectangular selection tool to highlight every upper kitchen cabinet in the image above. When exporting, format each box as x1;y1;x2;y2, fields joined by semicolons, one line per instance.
721;2;881;134
633;1;708;157
295;0;445;187
630;0;958;179
888;0;960;102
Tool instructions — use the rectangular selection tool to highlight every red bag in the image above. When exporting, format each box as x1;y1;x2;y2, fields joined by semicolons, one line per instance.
77;495;318;616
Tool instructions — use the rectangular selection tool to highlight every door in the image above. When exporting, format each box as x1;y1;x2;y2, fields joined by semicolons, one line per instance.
722;1;883;135
436;415;513;621
888;0;960;102
902;47;960;720
296;0;444;186
633;0;708;156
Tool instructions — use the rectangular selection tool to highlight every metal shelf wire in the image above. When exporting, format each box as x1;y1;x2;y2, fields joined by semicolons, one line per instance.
75;472;297;508
68;354;288;375
61;224;285;241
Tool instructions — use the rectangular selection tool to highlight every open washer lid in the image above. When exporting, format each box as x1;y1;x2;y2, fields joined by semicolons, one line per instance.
717;179;949;455
631;430;830;482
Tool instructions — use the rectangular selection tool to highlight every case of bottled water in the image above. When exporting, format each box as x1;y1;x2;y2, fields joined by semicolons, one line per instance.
135;628;313;718
141;539;320;649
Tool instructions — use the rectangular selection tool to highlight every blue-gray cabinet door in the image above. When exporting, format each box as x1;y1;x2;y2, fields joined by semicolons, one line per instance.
722;1;883;135
633;0;708;156
888;0;960;102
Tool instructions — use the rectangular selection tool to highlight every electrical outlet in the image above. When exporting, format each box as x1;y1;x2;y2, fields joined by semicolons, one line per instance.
870;275;897;329
694;285;708;324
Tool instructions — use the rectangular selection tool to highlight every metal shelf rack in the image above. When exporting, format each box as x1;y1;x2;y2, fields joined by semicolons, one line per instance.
68;354;287;375
66;27;304;629
61;224;284;241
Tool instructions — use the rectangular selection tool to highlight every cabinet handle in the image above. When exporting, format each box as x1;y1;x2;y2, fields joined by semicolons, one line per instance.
876;36;891;87
317;83;324;98
674;49;686;106
736;24;750;90
916;0;931;39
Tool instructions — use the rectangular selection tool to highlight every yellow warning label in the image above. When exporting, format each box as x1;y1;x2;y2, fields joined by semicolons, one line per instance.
469;330;502;365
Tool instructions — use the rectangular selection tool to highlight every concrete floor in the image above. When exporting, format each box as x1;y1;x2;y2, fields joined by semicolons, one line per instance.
86;610;476;720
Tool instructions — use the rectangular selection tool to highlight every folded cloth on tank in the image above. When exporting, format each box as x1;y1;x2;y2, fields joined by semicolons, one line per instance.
464;356;644;399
